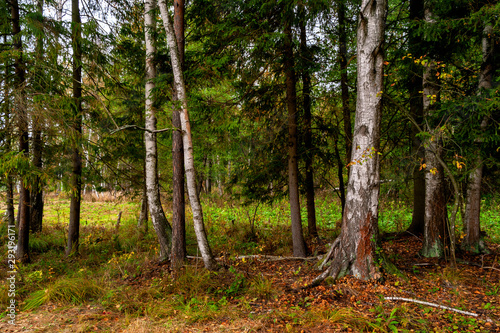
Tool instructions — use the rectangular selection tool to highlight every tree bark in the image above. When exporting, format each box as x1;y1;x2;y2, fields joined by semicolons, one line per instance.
3;56;15;227
462;24;494;254
299;14;318;239
315;0;387;282
171;0;187;269
66;0;83;256
30;0;44;234
144;0;173;262
337;0;351;217
406;0;425;235
284;21;307;257
138;178;149;232
421;8;448;258
338;0;352;167
11;0;30;263
158;0;216;270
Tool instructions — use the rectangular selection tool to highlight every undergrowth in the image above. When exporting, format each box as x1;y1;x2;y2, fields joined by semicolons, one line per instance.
0;193;498;331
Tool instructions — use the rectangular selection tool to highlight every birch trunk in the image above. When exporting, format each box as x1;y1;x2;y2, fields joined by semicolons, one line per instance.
463;24;494;254
144;0;172;262
158;0;216;270
314;0;386;282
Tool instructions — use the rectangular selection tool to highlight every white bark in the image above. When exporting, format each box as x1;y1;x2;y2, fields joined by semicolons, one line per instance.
144;0;172;262
315;0;387;282
158;0;216;270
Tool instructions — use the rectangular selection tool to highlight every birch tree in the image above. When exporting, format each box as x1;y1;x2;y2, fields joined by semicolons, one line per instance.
144;0;173;262
158;0;216;270
314;0;387;282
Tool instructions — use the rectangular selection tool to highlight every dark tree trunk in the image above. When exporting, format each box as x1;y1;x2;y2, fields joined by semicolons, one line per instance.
299;14;317;239
30;0;44;234
406;0;425;235
138;177;149;232
333;131;346;217
66;0;83;256
3;64;15;227
421;28;448;258
30;129;43;233
6;175;15;227
338;0;352;167
462;24;494;254
171;0;187;269
11;0;30;262
145;0;173;262
314;0;387;282
284;21;307;257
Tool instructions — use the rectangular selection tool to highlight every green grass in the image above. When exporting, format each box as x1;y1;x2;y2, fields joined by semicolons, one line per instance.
1;192;499;330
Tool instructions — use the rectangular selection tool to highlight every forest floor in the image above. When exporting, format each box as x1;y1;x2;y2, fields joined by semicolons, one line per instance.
1;195;500;332
2;236;500;332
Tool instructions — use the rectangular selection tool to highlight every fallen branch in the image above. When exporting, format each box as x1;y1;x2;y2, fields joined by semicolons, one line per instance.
186;255;320;262
385;296;494;323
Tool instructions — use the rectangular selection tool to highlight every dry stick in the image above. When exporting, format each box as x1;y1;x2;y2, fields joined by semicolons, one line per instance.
110;124;177;135
186;255;320;262
386;297;494;323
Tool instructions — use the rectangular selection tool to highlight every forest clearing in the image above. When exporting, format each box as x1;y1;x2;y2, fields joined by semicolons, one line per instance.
0;193;499;332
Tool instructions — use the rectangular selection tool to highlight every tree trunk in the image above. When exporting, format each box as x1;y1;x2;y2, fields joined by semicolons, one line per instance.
66;0;83;256
171;0;187;269
11;0;30;263
421;8;448;258
406;0;425;235
138;178;149;232
284;21;307;257
30;0;44;234
3;60;15;227
462;24;494;254
6;175;15;227
338;0;352;166
315;0;387;282
299;14;317;239
144;0;173;262
158;0;216;270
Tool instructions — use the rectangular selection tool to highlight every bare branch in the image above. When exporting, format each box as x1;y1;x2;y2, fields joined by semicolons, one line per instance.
109;124;178;135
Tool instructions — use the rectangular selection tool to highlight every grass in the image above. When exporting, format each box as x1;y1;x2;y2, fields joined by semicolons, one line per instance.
0;192;499;331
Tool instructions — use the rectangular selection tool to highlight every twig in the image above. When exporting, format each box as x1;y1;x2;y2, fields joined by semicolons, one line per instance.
482;266;500;272
386;296;494;323
109;124;178;135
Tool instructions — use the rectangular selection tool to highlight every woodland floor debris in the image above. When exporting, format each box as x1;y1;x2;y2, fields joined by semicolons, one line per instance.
1;235;499;332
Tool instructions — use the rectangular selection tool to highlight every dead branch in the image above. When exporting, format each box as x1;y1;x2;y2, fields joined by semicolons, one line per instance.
109;124;178;135
386;296;494;323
